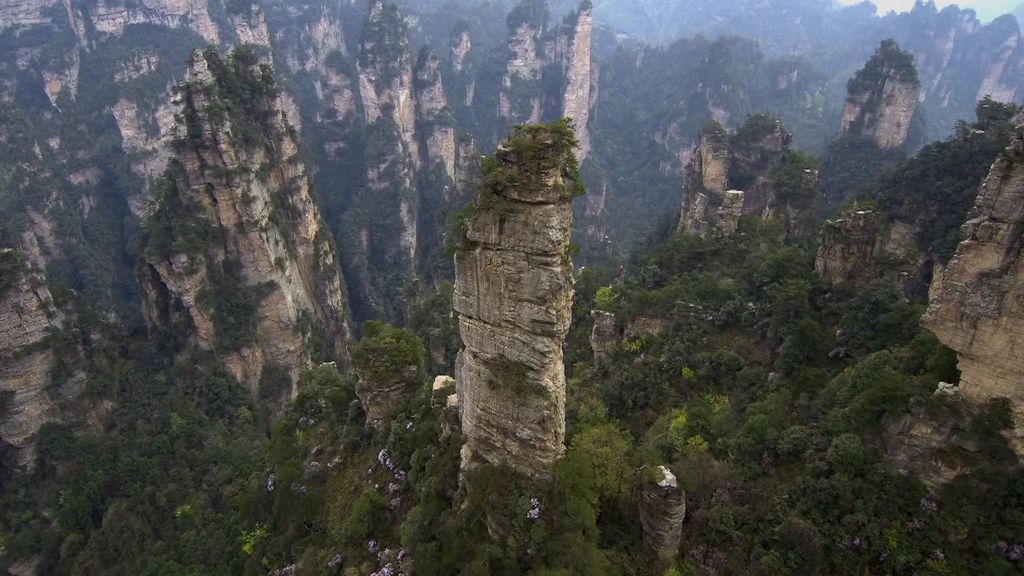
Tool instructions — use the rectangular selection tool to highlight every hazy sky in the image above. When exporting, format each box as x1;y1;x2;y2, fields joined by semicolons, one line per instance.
839;0;1019;21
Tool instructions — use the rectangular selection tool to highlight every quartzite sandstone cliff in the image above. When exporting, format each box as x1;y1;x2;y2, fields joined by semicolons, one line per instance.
454;121;579;479
923;119;1024;455
141;49;351;398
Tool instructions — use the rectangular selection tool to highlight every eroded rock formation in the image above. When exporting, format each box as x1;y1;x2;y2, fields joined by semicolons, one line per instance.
454;121;580;479
590;311;617;365
814;210;921;290
498;0;594;156
839;39;920;150
923;120;1024;455
678;117;817;238
140;49;352;398
0;232;84;469
639;465;686;557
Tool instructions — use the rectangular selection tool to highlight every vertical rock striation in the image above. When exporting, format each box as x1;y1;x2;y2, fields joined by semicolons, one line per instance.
923;119;1024;455
415;49;457;181
454;121;581;479
140;48;352;398
557;1;593;160
499;0;545;123
678;116;817;238
839;39;920;150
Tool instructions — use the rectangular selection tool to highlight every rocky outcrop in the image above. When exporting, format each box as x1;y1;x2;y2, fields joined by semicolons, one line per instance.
678;117;817;238
589;310;617;365
883;394;974;487
140;49;352;398
814;210;920;289
815;210;884;287
0;231;83;469
454;121;580;479
639;465;686;557
352;323;426;429
923;120;1024;455
839;40;920;150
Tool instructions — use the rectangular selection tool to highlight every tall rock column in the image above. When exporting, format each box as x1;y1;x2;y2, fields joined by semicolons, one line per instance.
140;48;352;398
923;119;1024;455
454;121;581;479
558;1;593;161
499;0;545;124
839;39;920;150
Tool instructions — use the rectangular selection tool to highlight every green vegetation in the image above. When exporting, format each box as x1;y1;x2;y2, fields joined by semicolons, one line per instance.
479;118;585;202
197;260;277;353
872;98;1019;262
847;39;919;96
352;321;427;386
0;247;24;300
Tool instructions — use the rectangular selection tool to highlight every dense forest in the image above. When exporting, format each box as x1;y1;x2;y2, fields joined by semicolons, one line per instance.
2;0;1024;575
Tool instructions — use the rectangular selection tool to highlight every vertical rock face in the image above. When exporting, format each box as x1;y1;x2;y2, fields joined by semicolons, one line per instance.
0;232;83;468
558;1;593;160
697;126;730;193
140;49;352;397
358;0;420;168
923;121;1024;455
451;25;472;73
498;0;594;151
639;465;686;557
499;2;545;123
814;210;885;287
678;117;817;238
343;0;422;320
454;122;580;479
814;210;923;290
839;40;921;150
415;49;457;180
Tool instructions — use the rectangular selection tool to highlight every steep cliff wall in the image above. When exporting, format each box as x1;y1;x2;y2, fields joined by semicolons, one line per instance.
923;120;1024;455
140;49;351;397
0;231;84;469
415;49;457;180
454;121;580;479
358;0;419;168
557;1;593;160
839;40;921;150
499;2;545;123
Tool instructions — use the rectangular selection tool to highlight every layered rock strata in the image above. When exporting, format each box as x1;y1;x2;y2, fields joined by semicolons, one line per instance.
639;465;687;557
454;122;579;479
0;232;84;469
141;49;352;397
923;121;1024;455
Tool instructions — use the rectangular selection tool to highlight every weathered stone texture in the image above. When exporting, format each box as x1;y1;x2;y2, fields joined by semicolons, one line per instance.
454;127;577;479
141;50;352;397
639;465;686;557
923;122;1024;454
